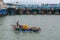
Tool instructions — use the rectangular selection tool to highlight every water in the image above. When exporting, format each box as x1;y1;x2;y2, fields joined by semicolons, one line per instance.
0;15;60;40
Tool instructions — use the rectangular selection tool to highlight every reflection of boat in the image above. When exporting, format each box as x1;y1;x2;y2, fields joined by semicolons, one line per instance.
12;25;41;32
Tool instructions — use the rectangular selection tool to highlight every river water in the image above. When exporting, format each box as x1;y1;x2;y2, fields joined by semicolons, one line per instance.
0;15;60;40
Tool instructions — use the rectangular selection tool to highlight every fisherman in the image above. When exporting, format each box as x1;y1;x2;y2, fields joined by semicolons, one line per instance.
16;20;23;28
14;20;20;30
17;20;19;26
16;21;29;31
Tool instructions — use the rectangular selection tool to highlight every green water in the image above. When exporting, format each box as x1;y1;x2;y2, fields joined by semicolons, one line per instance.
0;15;60;40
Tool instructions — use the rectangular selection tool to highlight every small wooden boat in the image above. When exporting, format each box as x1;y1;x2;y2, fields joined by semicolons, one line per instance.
12;25;41;32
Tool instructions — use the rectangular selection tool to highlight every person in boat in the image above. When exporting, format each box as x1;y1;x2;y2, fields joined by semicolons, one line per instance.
15;20;21;30
16;20;23;29
17;20;19;26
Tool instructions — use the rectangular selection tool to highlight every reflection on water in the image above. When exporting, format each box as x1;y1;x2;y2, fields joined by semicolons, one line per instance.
0;15;60;40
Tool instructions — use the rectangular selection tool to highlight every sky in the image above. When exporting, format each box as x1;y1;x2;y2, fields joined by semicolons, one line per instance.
3;0;59;5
